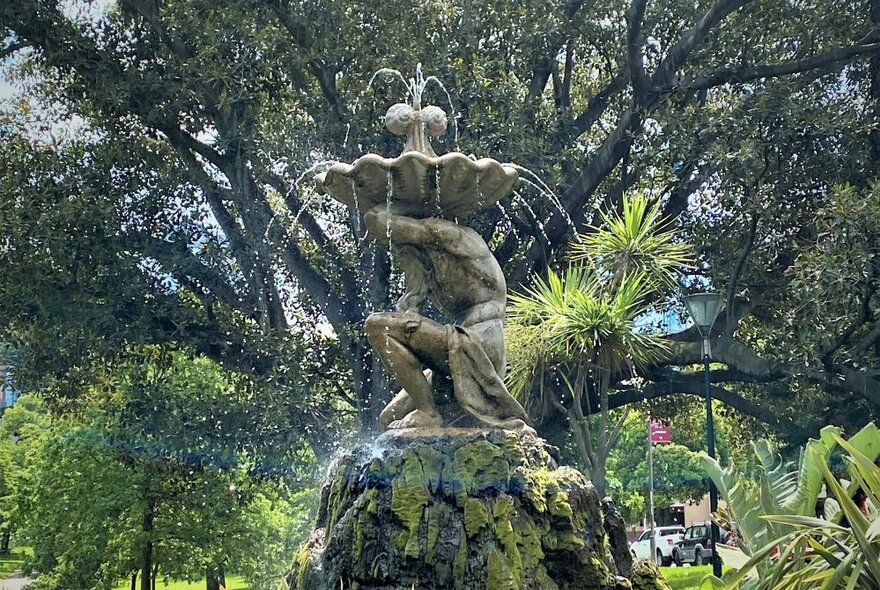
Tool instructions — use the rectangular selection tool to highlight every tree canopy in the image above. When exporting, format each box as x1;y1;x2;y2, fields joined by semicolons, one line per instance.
1;0;879;452
0;351;312;590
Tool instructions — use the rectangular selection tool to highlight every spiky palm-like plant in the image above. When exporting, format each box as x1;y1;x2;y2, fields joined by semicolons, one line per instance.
570;194;692;290
506;195;691;495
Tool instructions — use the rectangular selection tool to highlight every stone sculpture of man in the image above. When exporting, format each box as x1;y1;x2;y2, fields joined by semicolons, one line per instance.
364;203;531;432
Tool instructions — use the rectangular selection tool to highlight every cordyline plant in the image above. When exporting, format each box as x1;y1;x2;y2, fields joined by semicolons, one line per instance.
505;194;691;496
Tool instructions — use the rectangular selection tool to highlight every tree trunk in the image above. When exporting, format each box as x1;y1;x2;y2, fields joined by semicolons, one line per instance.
206;564;226;590
592;454;608;498
870;0;880;164
140;497;156;590
351;336;389;435
353;241;393;434
130;573;137;590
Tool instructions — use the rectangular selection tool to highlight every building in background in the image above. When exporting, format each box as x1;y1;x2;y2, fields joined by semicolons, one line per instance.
0;345;19;410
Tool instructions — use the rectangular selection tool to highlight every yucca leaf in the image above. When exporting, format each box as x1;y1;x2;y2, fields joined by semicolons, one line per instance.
819;450;880;583
807;536;843;569
762;514;847;532
818;549;855;590
780;425;841;516
844;560;863;590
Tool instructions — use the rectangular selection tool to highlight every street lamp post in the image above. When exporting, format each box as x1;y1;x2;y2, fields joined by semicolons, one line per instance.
683;292;723;579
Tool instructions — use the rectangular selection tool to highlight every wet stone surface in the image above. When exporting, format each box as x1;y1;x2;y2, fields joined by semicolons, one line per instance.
287;429;625;590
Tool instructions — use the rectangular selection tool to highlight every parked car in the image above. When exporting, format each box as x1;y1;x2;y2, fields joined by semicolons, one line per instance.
673;522;728;566
629;526;685;565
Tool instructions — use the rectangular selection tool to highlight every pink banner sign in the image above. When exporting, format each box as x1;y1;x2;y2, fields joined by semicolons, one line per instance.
650;420;671;444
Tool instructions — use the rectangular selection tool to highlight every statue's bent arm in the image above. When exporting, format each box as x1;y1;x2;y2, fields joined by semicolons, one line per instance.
365;207;484;259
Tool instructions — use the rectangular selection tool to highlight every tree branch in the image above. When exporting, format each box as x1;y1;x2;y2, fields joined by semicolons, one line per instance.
651;0;754;89
724;210;759;334
850;321;880;358
526;0;586;104
267;1;344;119
625;0;650;104
570;72;627;137
267;223;364;332
129;232;253;316
509;110;641;285
609;380;812;439
662;336;880;408
260;169;354;279
672;41;880;92
0;40;29;59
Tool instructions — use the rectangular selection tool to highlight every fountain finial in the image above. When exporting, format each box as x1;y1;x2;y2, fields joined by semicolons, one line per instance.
382;64;447;157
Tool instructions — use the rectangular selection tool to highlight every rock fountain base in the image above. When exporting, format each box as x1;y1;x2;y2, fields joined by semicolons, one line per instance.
288;429;628;590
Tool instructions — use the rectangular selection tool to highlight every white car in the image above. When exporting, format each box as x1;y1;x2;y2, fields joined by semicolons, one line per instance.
630;526;685;565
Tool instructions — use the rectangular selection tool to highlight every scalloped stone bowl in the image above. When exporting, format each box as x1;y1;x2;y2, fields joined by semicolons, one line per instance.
316;151;519;218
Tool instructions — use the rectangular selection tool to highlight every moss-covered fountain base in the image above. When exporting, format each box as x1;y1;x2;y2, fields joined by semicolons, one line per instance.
288;429;632;590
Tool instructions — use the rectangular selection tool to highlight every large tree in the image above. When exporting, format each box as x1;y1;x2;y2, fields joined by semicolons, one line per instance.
0;351;311;590
1;0;879;448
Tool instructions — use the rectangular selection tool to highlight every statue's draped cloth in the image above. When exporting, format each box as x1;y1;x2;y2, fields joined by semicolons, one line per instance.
446;324;530;429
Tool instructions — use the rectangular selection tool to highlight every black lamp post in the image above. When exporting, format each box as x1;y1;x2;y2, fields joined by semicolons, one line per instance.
683;292;723;579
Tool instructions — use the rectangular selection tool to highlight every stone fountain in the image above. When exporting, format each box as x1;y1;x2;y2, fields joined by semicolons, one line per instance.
287;69;636;590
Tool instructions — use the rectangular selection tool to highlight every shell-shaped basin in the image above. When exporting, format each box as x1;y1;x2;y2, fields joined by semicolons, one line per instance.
316;151;519;218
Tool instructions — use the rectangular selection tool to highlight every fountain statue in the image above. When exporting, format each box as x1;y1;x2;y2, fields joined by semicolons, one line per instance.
317;68;531;434
288;68;641;590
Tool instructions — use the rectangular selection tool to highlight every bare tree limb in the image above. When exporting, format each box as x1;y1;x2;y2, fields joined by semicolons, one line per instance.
625;0;650;104
652;0;754;88
724;210;759;334
129;231;253;316
267;222;365;331
260;170;356;292
526;0;586;104
662;336;880;407
266;1;344;119
850;321;880;357
570;72;628;137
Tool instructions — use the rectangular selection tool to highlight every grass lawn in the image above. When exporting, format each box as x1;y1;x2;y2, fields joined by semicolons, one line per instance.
661;565;723;590
113;575;248;590
0;546;30;580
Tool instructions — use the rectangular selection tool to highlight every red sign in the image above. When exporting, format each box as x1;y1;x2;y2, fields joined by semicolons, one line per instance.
650;420;671;444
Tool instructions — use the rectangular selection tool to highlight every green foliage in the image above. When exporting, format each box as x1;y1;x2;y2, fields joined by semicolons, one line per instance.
0;351;317;590
570;194;692;292
786;182;880;371
507;194;691;401
507;195;692;493
1;0;876;446
507;266;665;400
700;423;880;589
605;410;712;525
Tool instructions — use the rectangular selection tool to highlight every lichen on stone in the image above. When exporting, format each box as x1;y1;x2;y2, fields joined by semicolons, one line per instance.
453;438;510;497
629;560;672;590
390;448;431;558
289;429;615;590
463;497;490;538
